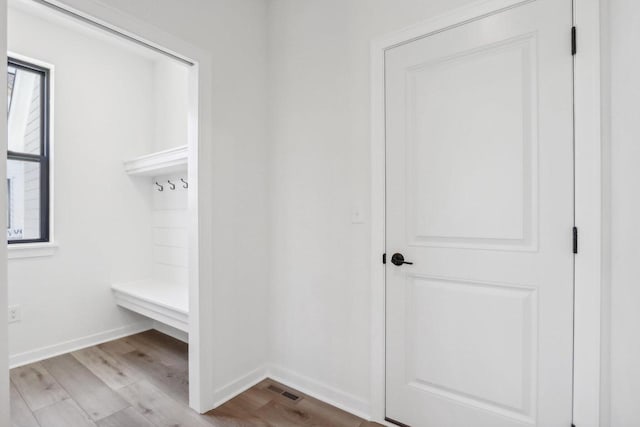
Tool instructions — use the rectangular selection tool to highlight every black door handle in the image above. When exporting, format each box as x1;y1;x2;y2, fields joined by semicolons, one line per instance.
391;253;413;266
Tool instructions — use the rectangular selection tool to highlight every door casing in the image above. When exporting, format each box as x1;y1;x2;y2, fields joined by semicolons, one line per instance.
369;0;603;425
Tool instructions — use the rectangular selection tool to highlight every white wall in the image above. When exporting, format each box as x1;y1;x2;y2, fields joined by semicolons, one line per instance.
7;6;157;362
608;0;640;425
267;0;482;411
153;60;189;152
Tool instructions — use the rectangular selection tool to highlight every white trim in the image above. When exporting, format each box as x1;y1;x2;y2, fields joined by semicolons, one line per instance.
267;364;372;421
211;365;269;410
205;364;372;422
32;0;193;66
32;0;196;65
370;0;603;425
0;2;9;425
8;321;152;368
123;145;188;176
369;29;386;422
371;0;532;51
572;1;603;426
8;242;58;259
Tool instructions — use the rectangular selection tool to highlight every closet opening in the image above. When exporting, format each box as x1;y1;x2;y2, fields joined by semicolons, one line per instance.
6;0;201;411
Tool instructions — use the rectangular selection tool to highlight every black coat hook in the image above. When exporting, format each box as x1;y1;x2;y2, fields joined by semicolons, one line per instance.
167;180;176;190
155;182;164;192
180;178;188;189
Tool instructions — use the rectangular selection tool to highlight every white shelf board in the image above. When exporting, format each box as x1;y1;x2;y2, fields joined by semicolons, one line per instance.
124;145;188;176
112;279;189;332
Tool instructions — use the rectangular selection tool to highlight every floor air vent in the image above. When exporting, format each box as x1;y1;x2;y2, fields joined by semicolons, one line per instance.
282;391;300;401
267;384;301;401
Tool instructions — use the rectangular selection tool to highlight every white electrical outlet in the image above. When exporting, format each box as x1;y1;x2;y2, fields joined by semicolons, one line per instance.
8;305;20;323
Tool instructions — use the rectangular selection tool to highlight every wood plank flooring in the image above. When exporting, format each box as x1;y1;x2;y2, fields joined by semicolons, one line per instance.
10;330;382;427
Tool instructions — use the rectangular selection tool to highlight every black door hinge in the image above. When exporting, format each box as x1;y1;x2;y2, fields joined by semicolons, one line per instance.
382;253;387;264
573;227;578;254
571;26;577;55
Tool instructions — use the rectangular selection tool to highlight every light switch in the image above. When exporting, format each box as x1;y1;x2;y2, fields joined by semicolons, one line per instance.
351;205;365;224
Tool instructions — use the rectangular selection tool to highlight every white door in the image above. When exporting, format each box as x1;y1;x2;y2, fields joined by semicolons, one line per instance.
385;1;574;426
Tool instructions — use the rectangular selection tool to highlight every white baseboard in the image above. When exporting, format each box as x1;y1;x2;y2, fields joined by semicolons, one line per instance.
212;364;269;408
266;364;372;421
207;363;371;421
9;321;152;368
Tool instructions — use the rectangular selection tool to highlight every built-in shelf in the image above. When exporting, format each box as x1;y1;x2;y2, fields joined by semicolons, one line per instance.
112;279;188;332
123;145;188;176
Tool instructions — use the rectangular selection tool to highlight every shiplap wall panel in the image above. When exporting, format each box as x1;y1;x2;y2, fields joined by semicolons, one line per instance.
151;172;188;286
152;246;188;268
152;228;188;248
154;264;188;287
151;210;185;228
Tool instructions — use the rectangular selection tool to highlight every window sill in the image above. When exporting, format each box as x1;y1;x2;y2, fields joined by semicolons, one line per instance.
8;242;58;259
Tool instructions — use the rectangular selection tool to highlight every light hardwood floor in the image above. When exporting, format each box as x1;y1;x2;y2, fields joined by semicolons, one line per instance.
10;330;381;427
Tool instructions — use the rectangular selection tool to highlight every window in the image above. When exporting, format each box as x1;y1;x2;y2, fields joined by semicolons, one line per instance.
7;58;50;244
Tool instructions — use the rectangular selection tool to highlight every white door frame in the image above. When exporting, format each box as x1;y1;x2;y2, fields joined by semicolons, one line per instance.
369;0;603;425
0;1;8;425
0;0;217;416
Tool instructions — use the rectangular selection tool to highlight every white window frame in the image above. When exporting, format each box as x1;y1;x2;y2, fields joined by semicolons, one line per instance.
6;52;57;259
